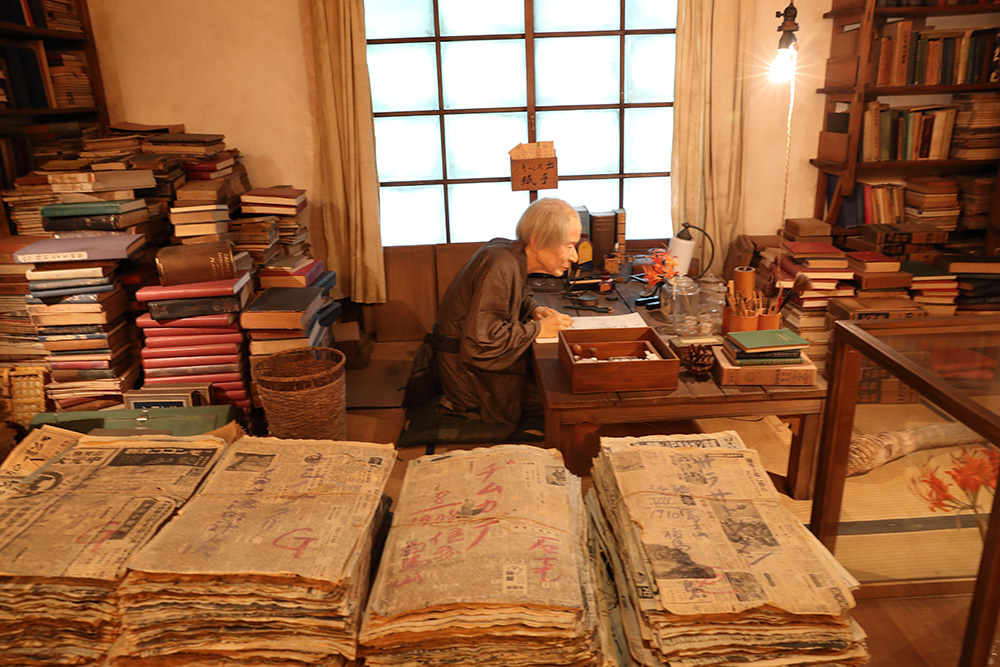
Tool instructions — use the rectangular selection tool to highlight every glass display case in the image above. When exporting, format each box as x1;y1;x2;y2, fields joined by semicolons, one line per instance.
813;316;1000;667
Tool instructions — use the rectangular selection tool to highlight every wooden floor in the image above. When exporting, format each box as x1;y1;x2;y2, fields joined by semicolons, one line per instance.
851;595;974;667
343;343;984;667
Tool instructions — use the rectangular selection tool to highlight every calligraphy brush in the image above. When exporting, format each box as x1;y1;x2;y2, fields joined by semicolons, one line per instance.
778;274;812;311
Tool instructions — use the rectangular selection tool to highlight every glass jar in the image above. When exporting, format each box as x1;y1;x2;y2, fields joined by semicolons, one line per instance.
698;273;728;336
660;276;701;336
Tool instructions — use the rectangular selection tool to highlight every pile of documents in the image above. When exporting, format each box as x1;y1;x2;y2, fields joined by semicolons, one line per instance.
360;445;611;666
110;437;396;666
587;432;870;666
0;433;225;666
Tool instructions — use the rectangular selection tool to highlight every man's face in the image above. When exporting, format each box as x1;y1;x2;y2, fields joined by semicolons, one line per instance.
535;214;582;276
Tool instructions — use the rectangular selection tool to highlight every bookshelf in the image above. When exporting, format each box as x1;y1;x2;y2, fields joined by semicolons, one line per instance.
0;0;106;235
811;0;1000;252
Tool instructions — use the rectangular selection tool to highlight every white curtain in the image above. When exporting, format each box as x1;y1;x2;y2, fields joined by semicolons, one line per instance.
310;0;387;303
672;0;757;275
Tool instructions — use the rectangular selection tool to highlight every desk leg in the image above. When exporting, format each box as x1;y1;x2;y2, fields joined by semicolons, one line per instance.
544;407;562;452
786;411;821;500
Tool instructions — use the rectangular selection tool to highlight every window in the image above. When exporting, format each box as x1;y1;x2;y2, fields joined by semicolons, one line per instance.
365;0;677;246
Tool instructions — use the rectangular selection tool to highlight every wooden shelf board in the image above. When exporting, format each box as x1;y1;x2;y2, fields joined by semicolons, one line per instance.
0;21;87;41
0;107;100;117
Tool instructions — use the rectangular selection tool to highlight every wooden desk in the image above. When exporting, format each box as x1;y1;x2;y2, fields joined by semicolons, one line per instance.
531;279;827;499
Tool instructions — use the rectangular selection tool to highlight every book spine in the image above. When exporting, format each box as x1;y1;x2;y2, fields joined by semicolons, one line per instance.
142;332;245;348
51;368;118;381
141;326;241;337
41;202;131;216
41;214;133;231
144;372;244;384
144;363;241;377
142;354;240;369
141;343;241;358
146;294;242;321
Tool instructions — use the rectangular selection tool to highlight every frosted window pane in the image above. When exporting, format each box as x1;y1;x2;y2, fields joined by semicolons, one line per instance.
448;184;529;243
626;0;677;29
380;185;446;246
444;113;527;179
548;180;621;217
536;110;619;176
439;0;523;35
364;0;434;39
535;37;620;106
624;176;671;239
625;34;675;103
368;44;439;112
534;0;619;31
374;116;442;182
625;108;672;173
442;41;526;109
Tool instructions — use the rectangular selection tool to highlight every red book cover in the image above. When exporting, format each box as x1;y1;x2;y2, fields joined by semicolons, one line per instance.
208;380;246;391
144;372;243;385
180;151;237;171
141;343;241;358
142;354;241;369
215;398;251;408
48;358;116;370
135;271;251;302
143;332;244;348
136;312;237;328
211;387;247;401
142;326;241;337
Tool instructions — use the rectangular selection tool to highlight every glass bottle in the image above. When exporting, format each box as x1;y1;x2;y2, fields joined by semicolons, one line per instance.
661;276;701;336
698;273;728;336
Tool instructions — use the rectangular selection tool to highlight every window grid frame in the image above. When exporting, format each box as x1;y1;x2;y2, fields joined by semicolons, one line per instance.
368;1;675;244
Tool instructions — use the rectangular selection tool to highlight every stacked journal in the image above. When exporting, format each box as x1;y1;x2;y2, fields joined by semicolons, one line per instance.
712;327;816;386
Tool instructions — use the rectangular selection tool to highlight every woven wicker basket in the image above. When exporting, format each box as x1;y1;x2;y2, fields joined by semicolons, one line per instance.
254;347;346;440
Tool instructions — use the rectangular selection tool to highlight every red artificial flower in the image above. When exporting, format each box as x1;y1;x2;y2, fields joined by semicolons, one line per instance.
913;462;958;512
947;448;996;495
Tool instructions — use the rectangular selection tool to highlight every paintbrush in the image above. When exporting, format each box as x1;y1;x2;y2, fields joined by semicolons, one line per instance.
778;273;812;311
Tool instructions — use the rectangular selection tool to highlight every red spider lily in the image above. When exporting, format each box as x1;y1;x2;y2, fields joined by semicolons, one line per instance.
912;461;958;512
947;449;995;495
909;446;999;542
643;247;679;286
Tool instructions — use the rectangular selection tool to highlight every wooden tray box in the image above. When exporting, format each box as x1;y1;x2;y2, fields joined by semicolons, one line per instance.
557;327;679;393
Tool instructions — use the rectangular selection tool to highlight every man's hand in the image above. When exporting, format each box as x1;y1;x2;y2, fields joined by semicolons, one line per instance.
537;309;573;339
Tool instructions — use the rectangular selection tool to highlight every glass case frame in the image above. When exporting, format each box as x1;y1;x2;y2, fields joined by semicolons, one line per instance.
812;316;1000;667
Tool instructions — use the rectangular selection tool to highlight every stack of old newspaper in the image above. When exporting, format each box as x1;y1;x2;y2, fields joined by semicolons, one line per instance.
0;433;226;666
110;436;396;667
359;445;612;666
588;431;870;667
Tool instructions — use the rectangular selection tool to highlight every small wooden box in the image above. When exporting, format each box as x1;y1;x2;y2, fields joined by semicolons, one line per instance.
557;327;679;394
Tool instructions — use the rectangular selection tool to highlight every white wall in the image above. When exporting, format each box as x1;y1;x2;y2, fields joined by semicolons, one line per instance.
743;0;832;236
87;0;829;241
87;0;319;198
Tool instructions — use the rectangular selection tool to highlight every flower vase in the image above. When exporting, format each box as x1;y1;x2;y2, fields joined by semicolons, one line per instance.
660;276;701;336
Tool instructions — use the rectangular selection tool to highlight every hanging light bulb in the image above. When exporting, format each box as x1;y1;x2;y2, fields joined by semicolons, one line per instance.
770;1;799;83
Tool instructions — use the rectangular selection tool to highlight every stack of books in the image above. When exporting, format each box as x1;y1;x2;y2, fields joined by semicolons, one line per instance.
844;222;946;264
776;241;853;360
933;255;1000;315
168;202;231;241
46;49;95;109
77;134;142;166
239;187;310;256
134;272;255;414
228;215;280;266
14;235;148;411
953;171;996;232
711;328;817;385
179;149;237;183
0;172;61;236
903;175;960;232
845;250;912;299
258;254;327;289
18;120;98;170
0;236;49;361
901;260;959;316
950;93;1000;160
128;152;186;205
781;216;834;244
241;286;332;410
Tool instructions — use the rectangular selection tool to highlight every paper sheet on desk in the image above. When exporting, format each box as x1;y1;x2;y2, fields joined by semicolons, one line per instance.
536;312;647;343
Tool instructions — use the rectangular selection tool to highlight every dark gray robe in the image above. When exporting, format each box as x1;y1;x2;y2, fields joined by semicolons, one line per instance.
434;237;542;431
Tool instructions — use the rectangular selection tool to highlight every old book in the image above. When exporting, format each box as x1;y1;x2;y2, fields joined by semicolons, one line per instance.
781;239;845;257
240;187;306;207
142;332;244;348
14;235;146;264
852;270;914;290
135;271;251;302
143;363;241;378
47;170;156;192
846;251;901;273
41;209;150;232
779;257;854;281
239;202;305;216
784;217;832;237
41;199;146;217
141;354;240;369
171;220;229;237
712;347;817;385
589;210;616;269
141;343;241;359
934;254;1000;275
143;371;243;385
141;326;241;338
135;312;238;329
170;208;231;224
240;287;323;330
827;296;926;320
146;282;253;321
258;259;324;288
153;240;236;286
726;328;810;353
